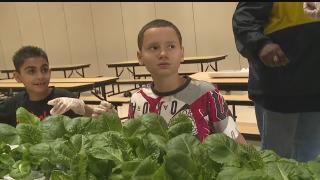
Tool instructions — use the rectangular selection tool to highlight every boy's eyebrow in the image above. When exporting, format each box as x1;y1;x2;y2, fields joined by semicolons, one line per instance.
157;40;178;43
146;41;178;46
23;66;36;70
146;42;158;46
23;64;49;70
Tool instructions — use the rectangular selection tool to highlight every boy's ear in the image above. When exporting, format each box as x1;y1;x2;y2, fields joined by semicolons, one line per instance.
13;72;22;83
180;46;185;62
137;51;144;65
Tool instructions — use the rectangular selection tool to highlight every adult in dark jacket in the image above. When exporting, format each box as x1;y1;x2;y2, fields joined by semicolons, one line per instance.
232;2;320;162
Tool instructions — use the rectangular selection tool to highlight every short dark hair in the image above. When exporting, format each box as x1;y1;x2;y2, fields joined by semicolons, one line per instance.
12;45;48;72
137;19;182;51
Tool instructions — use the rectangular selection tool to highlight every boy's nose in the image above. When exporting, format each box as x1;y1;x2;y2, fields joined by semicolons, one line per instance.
36;72;46;79
159;48;168;57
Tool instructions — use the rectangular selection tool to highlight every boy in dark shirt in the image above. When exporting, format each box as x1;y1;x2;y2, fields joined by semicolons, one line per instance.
0;45;110;126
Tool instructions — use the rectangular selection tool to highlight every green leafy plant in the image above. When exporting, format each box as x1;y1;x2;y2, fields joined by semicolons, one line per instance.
0;107;320;179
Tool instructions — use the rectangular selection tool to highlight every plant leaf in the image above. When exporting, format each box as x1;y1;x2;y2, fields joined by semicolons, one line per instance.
16;124;42;144
202;133;239;164
40;115;68;141
16;107;40;126
0;123;19;144
140;113;168;139
98;112;122;132
50;170;72;180
88;146;123;165
131;156;160;180
164;150;196;180
168;113;193;138
166;133;199;156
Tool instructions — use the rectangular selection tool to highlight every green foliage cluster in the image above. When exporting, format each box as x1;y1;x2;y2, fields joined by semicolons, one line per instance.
0;107;320;179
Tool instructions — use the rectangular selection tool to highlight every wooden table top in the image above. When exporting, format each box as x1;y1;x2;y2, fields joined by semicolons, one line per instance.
0;76;118;83
0;82;93;88
0;64;91;73
190;72;248;84
50;63;90;71
107;55;227;67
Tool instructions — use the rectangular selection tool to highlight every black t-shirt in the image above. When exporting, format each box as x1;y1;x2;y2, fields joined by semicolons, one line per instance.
0;87;80;127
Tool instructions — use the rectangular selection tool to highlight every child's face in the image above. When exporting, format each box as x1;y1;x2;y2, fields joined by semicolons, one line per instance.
137;27;184;77
14;57;51;96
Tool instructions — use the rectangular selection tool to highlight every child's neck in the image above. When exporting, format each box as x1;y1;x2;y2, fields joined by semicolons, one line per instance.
152;75;186;93
28;88;52;101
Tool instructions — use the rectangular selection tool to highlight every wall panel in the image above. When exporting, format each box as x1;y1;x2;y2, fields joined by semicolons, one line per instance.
0;3;22;69
63;2;99;76
91;2;127;76
15;3;45;49
0;2;245;77
193;2;240;70
121;2;155;60
0;39;6;79
155;2;196;57
155;2;198;72
38;2;72;77
120;2;156;77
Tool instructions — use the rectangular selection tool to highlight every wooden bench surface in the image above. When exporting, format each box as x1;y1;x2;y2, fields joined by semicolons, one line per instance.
223;94;253;106
223;94;250;102
80;94;130;103
108;96;130;103
236;122;259;135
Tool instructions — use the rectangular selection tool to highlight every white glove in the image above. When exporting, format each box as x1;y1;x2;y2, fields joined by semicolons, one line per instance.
92;101;116;117
48;97;86;115
304;2;320;19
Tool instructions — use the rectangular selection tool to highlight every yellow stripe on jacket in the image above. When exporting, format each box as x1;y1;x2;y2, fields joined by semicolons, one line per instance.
264;2;320;35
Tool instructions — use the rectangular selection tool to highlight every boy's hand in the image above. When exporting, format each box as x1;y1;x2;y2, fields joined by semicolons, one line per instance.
92;101;116;117
48;97;86;115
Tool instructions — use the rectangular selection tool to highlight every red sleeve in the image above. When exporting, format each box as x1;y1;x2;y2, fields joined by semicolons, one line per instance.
207;89;232;122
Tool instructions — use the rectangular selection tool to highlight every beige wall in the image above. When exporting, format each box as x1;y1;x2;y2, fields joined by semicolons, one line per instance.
0;2;247;78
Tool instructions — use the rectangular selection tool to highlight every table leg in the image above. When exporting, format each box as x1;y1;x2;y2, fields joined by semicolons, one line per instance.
81;68;85;77
98;86;106;100
215;61;218;71
116;67;125;77
232;105;237;121
127;66;136;77
75;68;85;77
111;84;115;95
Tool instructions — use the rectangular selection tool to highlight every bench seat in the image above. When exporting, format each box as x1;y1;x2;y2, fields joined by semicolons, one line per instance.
80;94;130;106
